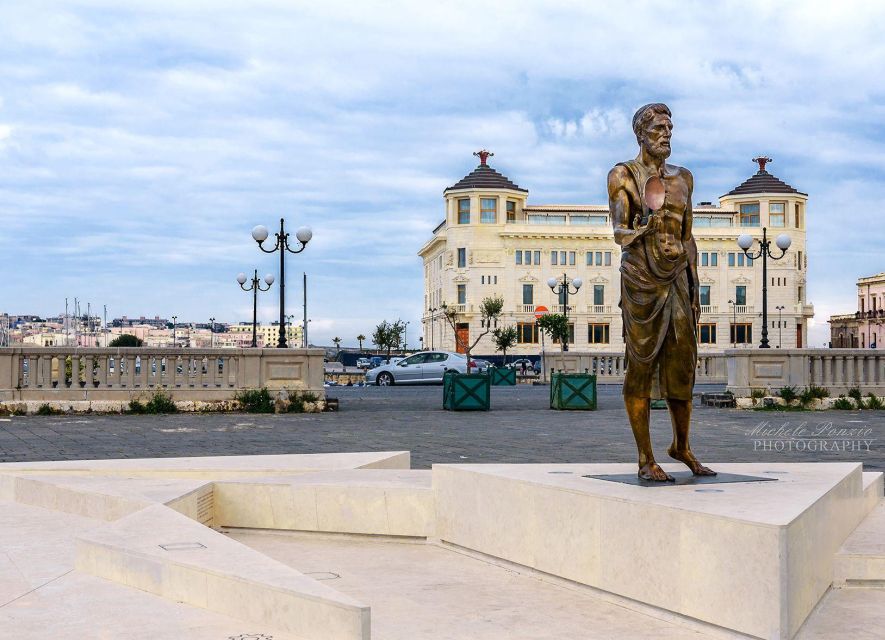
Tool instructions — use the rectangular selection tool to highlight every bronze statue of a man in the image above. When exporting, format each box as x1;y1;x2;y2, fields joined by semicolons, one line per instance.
607;103;715;482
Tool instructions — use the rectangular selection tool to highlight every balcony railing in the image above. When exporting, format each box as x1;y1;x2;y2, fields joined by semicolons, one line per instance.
587;305;612;314
447;304;468;314
700;305;718;314
733;305;752;315
518;304;535;313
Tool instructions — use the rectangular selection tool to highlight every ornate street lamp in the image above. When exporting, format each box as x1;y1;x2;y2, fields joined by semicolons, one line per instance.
737;228;791;349
547;273;583;351
171;315;177;347
237;270;275;348
209;317;215;348
251;219;312;348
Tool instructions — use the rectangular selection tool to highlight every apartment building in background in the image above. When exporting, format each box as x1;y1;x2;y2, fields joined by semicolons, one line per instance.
828;273;885;348
419;152;813;356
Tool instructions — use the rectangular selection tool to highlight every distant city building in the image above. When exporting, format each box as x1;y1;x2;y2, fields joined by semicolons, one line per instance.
828;273;885;348
113;315;169;328
228;322;302;348
419;153;813;355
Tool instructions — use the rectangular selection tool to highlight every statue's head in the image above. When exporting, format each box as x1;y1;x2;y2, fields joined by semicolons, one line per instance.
632;103;672;160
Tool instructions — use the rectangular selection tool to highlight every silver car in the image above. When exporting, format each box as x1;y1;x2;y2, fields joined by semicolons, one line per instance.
365;351;468;386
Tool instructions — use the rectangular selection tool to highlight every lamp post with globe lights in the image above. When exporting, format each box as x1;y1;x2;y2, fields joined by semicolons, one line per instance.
237;270;275;348
736;228;791;349
251;219;312;348
546;273;583;351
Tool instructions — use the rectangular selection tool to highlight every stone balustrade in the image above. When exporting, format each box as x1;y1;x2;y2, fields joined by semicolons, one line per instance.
0;347;325;402
542;351;728;384
727;348;885;397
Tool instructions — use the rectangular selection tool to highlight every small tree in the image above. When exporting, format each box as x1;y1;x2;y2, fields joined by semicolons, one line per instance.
537;313;570;353
109;334;143;347
357;334;366;351
492;326;518;366
372;320;406;362
332;336;342;355
442;296;504;372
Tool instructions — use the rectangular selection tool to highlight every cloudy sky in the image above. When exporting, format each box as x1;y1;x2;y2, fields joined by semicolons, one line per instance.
1;1;883;347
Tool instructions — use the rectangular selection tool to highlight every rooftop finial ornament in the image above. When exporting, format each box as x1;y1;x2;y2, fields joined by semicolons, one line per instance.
752;156;773;173
474;149;494;166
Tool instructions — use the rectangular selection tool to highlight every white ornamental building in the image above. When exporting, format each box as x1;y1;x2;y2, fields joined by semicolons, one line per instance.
418;152;813;357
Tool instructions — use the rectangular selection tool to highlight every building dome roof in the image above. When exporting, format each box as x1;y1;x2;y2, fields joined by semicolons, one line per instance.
445;150;528;193
722;157;806;197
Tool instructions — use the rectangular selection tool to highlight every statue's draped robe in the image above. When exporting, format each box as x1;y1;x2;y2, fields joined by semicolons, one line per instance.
617;160;697;400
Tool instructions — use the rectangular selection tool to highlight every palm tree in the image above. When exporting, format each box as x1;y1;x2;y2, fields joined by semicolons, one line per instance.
332;336;342;355
357;334;366;351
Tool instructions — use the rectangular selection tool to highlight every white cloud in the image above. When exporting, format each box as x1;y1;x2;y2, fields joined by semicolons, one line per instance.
1;1;884;347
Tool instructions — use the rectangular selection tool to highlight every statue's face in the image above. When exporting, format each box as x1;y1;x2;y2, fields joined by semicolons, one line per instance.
641;112;673;160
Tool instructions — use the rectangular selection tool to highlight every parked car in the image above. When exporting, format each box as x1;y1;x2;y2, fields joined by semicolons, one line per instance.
470;359;492;373
507;358;540;374
365;351;468;386
356;358;372;369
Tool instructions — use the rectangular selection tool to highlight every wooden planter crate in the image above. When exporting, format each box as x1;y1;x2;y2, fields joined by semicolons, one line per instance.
443;371;491;411
489;367;516;386
549;372;597;410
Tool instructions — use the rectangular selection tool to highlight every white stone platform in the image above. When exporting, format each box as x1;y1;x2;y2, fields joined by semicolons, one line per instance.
433;462;881;640
0;453;882;639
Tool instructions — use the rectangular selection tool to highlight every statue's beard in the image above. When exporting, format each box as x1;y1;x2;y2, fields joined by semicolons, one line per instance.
648;141;671;160
645;139;672;160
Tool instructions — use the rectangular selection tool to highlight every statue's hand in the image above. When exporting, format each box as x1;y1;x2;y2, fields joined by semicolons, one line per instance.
692;298;701;321
633;213;660;237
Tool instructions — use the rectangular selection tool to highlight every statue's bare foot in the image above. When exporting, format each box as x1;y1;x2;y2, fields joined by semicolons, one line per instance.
668;446;716;476
638;462;674;482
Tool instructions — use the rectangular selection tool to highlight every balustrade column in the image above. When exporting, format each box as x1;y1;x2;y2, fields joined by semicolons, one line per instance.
97;355;108;387
72;354;81;387
37;355;48;388
208;356;218;388
141;356;150;388
130;356;138;387
83;355;94;388
811;356;823;387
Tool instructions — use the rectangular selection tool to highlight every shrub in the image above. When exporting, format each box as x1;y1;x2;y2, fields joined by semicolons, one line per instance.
286;390;320;413
778;386;799;405
799;385;830;408
808;386;828;399
832;396;854;410
129;390;177;414
847;387;864;409
866;393;884;410
128;399;147;414
36;403;61;416
235;388;274;413
750;388;766;399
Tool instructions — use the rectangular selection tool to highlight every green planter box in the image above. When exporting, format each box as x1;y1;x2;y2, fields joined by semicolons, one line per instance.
550;372;597;410
443;371;491;411
489;366;516;386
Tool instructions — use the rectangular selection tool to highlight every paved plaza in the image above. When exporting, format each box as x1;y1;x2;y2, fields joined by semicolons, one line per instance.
0;384;881;472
